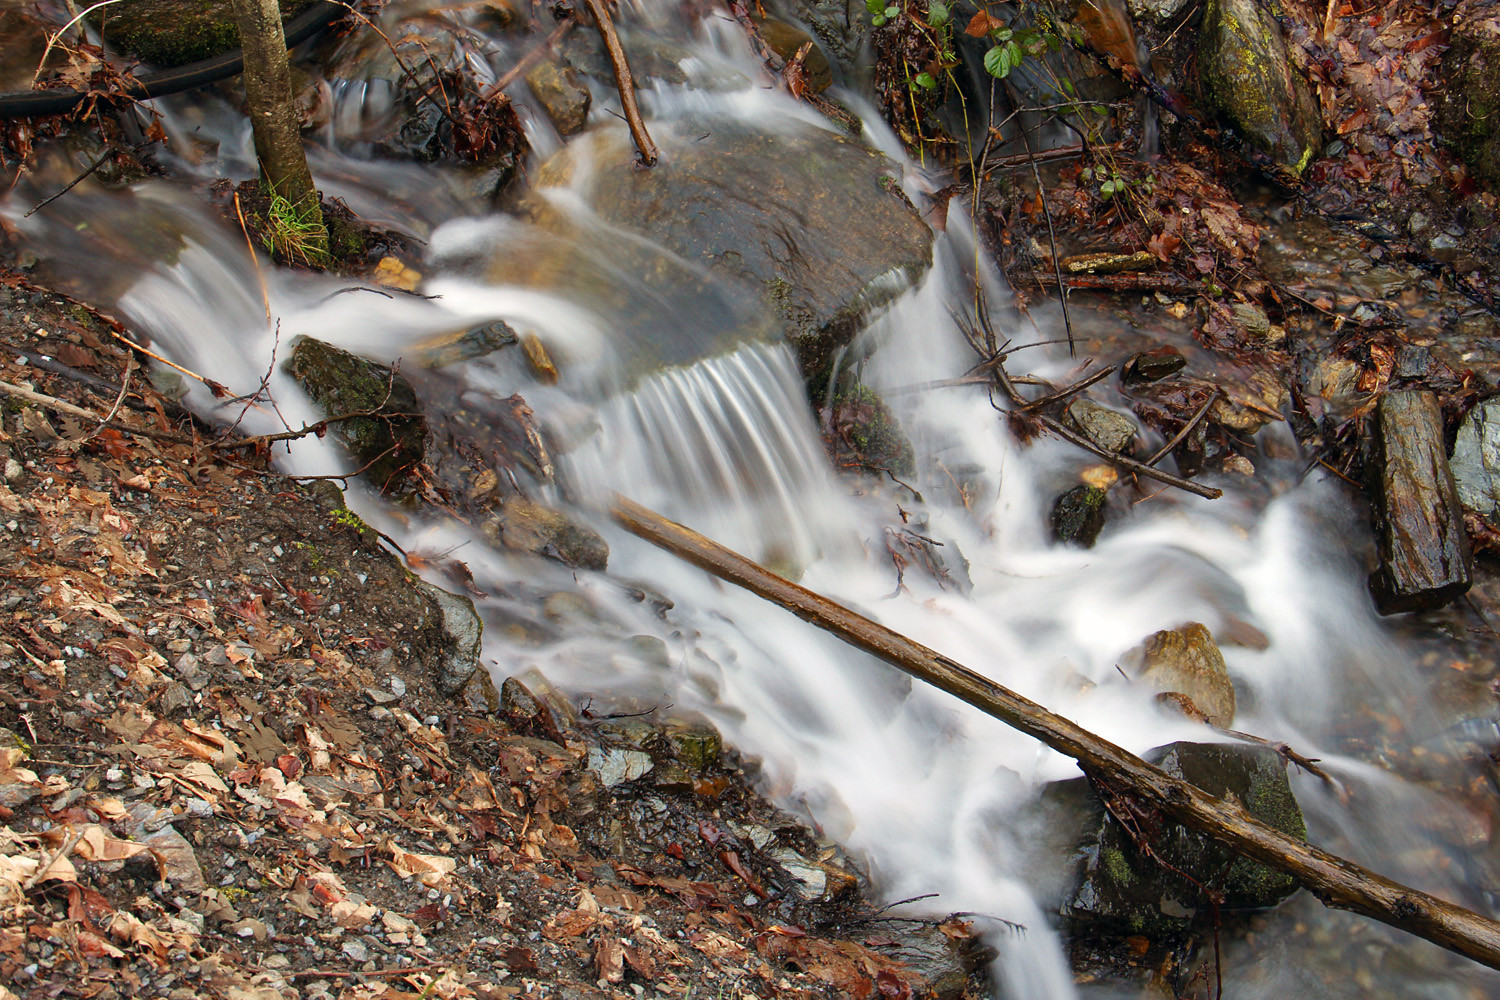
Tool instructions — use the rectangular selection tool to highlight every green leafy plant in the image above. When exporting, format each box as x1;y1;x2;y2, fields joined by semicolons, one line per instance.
965;9;1058;80
263;190;329;267
867;0;900;28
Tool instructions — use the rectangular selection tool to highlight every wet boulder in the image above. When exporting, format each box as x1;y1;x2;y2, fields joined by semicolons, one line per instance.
1368;390;1473;614
1059;741;1305;935
1451;400;1500;520
1195;0;1322;176
285;337;430;496
413;581;483;696
481;496;609;571
752;16;834;94
1124;622;1235;727
529;116;933;384
779;0;868;83
1436;1;1500;188
286;338;608;570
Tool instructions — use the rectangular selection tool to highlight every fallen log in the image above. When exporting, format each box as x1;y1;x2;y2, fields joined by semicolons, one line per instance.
609;494;1500;972
1368;390;1472;614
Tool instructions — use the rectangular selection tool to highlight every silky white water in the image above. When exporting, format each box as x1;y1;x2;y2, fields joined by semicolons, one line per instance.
4;3;1498;997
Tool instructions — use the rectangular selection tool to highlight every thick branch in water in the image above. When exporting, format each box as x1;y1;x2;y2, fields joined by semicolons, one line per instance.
610;494;1500;973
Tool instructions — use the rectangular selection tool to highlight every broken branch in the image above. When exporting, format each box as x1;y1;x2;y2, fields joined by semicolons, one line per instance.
610;494;1500;973
577;0;656;167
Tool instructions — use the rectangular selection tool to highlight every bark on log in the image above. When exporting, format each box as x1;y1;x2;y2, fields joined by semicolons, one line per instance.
609;494;1500;972
231;0;321;220
1369;390;1472;614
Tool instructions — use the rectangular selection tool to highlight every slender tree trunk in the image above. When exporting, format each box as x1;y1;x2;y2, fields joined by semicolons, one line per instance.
230;0;324;244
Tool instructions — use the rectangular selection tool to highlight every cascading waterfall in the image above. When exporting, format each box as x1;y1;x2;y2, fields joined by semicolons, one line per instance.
4;2;1499;998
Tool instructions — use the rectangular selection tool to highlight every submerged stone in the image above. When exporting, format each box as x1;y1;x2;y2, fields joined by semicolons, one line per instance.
1125;622;1236;727
528;116;933;383
1196;0;1322;176
525;59;592;136
1122;345;1186;384
1060;741;1305;935
481;496;609;571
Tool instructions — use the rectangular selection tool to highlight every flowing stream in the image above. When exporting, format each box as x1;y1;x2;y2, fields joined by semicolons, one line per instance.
5;3;1500;997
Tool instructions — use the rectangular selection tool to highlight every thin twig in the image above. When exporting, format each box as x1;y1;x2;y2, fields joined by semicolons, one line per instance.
233;189;272;324
208;410;420;451
1145;387;1221;467
1004;81;1074;357
1040;414;1222;499
1019;364;1115;411
79;353;133;443
24;148;113;218
0;379;200;445
485;17;578;98
107;330;229;396
578;0;656;166
23;827;85;890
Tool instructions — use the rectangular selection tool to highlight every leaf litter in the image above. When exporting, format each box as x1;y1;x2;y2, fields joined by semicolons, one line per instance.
0;280;986;999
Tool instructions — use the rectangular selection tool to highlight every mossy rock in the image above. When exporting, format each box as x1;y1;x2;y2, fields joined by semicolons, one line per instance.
283;337;429;497
94;0;315;67
1196;0;1322;176
827;382;915;476
1060;741;1304;936
1436;1;1500;189
1051;484;1107;548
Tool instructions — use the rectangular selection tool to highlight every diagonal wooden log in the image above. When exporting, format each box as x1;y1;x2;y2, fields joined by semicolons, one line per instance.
609;494;1500;971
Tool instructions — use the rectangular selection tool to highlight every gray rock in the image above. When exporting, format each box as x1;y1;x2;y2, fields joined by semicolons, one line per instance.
1066;399;1137;454
587;745;654;787
1126;0;1191;25
1125;622;1235;727
416;581;484;697
1059;741;1305;935
1196;0;1322;176
1451;400;1500;519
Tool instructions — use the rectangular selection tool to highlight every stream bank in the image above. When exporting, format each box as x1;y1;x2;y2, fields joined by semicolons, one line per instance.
3;0;1500;996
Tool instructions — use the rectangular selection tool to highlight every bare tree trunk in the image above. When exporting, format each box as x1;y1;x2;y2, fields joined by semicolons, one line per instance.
230;0;325;253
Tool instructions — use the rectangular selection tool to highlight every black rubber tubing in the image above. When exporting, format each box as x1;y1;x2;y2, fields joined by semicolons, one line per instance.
0;1;344;118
